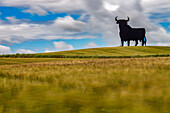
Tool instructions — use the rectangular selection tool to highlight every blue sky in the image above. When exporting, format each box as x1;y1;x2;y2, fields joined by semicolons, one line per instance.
0;0;169;54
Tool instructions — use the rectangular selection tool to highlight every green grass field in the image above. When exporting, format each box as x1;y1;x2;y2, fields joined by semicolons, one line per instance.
40;46;170;56
0;47;170;113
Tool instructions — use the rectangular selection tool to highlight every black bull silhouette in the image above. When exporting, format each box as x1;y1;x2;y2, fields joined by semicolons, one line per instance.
115;16;147;46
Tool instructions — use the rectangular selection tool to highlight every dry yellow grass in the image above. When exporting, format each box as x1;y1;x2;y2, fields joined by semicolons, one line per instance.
0;57;170;113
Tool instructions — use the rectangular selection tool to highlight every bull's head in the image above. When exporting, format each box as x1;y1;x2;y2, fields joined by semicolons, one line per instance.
115;16;130;25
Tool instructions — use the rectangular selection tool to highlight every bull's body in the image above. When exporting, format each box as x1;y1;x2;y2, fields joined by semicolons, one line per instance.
115;17;147;46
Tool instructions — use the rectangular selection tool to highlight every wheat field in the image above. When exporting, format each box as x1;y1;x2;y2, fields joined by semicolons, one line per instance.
0;57;169;113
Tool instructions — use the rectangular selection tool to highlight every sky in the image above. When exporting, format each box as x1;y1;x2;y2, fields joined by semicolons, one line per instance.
0;0;169;54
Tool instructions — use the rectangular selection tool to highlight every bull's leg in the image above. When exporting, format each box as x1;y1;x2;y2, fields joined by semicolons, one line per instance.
135;40;138;46
121;40;124;46
128;40;130;46
142;39;144;46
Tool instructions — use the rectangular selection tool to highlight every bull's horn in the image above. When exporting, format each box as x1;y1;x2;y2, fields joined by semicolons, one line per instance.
115;16;118;21
127;16;130;21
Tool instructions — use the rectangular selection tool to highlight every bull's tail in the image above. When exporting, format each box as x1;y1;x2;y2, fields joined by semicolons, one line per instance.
144;36;147;46
142;36;147;46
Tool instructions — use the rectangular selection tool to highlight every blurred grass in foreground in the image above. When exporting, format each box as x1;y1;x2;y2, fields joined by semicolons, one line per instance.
0;57;170;113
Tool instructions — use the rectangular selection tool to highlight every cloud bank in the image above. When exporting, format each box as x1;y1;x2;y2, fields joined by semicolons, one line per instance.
44;41;74;53
85;42;98;48
53;41;74;51
15;49;35;54
0;45;11;55
0;0;169;47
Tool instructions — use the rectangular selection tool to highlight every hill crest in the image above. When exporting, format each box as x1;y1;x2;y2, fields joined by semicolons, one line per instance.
1;46;170;58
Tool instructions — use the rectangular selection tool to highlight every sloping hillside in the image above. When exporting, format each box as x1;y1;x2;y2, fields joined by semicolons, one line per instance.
39;46;170;57
1;46;170;58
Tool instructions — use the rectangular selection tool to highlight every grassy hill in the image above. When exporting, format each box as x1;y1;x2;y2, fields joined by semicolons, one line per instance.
40;46;170;56
1;46;170;58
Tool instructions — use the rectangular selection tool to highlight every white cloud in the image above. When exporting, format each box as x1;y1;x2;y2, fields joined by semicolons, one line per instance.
103;2;119;12
22;5;48;16
54;16;86;32
141;0;170;23
0;45;12;55
6;16;20;24
16;49;35;54
142;0;170;13
44;48;55;53
53;41;74;51
85;42;98;48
